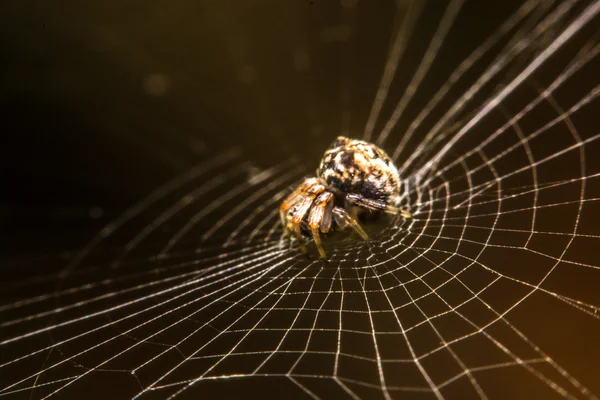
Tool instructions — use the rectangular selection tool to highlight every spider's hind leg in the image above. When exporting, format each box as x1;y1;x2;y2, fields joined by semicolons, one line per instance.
332;206;369;241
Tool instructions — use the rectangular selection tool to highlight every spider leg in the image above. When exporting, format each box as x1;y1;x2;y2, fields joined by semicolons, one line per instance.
332;206;369;241
290;180;326;225
319;194;335;233
279;189;304;233
280;179;326;234
281;179;327;255
308;192;334;258
291;222;308;254
346;193;412;218
292;194;317;224
310;227;325;259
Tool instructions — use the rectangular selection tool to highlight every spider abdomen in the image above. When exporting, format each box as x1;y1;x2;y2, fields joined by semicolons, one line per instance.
317;136;400;206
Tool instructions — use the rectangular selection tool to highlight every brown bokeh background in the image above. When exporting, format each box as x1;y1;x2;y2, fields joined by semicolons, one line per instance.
1;1;599;399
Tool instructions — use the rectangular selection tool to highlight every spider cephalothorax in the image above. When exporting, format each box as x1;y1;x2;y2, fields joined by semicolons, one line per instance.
280;136;411;258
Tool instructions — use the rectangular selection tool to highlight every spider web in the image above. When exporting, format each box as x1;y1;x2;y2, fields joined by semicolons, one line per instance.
2;1;600;399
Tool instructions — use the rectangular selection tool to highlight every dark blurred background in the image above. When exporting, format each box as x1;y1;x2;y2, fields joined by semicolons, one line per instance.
1;2;600;399
0;0;532;256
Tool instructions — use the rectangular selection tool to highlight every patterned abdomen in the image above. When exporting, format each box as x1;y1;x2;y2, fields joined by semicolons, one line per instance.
317;137;400;205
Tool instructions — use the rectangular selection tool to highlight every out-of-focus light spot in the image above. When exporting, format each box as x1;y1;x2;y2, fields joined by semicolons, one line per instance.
238;65;257;84
181;195;195;204
321;24;352;43
293;50;311;72
100;226;115;237
89;207;103;219
247;165;264;185
340;0;359;8
143;74;170;96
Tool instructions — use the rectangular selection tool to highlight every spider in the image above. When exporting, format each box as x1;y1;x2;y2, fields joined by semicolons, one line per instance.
280;136;411;258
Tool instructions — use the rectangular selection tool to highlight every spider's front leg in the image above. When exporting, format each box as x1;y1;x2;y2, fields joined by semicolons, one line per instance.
279;190;308;253
346;193;412;218
280;178;324;234
308;192;334;259
279;189;303;234
283;180;326;256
